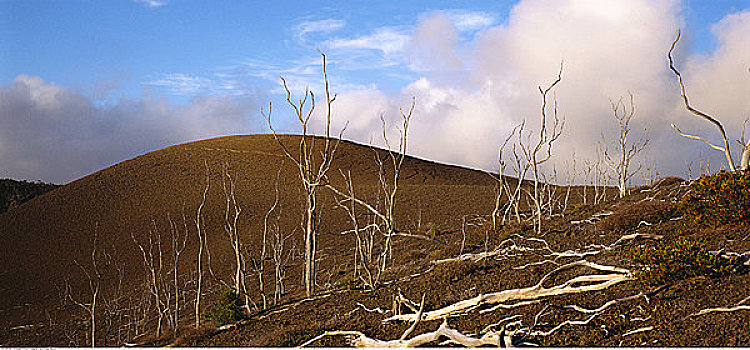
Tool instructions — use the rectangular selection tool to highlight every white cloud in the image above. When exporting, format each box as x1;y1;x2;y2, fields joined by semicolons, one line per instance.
314;0;750;180
295;19;346;40
146;73;212;95
325;27;409;57
0;75;262;183
134;0;166;8
439;9;496;32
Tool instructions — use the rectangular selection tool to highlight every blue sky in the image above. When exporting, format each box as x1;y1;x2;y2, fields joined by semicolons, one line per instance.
1;0;749;183
3;0;742;103
2;1;512;102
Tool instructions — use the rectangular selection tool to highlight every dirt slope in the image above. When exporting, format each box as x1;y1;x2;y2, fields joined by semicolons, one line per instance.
0;134;501;345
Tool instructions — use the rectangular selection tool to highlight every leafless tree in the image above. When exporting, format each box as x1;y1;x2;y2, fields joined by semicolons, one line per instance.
494;65;565;232
489;124;521;230
373;105;413;273
335;170;380;288
194;161;209;328
668;28;750;171
601;92;649;198
263;52;347;297
220;162;253;312
327;101;414;288
132;221;172;337
168;210;189;333
65;225;110;347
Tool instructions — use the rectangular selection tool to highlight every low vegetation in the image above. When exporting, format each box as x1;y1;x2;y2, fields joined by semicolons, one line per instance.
628;237;738;286
202;290;245;327
679;170;750;228
0;178;57;213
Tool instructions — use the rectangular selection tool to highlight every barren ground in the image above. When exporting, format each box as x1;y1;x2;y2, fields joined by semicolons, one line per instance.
1;135;748;346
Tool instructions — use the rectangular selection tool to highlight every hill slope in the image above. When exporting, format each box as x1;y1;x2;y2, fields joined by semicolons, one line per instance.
3;134;748;347
0;134;501;345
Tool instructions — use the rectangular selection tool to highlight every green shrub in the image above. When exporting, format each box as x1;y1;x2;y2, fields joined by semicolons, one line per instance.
202;290;244;327
338;276;361;290
627;238;737;286
679;170;750;228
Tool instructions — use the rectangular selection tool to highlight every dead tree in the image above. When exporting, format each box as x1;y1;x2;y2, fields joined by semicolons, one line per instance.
335;170;381;288
525;65;564;232
168;210;189;333
220;162;252;312
373;104;413;274
602;92;649;198
132;221;172;337
263;52;346;297
668;28;750;171
66;226;111;347
489;124;521;230
194;161;209;328
327;101;414;288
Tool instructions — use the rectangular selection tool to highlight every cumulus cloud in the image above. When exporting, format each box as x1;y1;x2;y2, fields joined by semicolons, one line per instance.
0;75;262;183
319;0;750;181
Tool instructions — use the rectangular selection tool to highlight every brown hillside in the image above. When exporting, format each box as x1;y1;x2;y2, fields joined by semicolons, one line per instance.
0;134;502;344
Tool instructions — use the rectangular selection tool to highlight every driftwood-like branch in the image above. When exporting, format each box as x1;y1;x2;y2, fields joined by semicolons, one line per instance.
685;295;750;319
385;260;633;322
299;319;505;348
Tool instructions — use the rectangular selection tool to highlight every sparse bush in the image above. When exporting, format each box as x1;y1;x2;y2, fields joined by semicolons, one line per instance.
202;290;244;327
627;238;737;286
426;222;441;238
599;200;676;233
679;170;750;228
338;276;361;290
0;179;58;213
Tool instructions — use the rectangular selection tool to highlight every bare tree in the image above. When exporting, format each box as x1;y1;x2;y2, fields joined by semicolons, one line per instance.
499;64;565;232
668;28;750;171
132;221;172;337
220;162;253;312
602;92;649;198
263;52;347;297
65;225;111;347
489;124;521;230
194;161;209;328
373;105;413;273
326;101;414;288
168;210;189;333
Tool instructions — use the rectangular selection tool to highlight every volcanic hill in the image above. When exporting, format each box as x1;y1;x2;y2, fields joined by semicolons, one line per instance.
2;134;749;347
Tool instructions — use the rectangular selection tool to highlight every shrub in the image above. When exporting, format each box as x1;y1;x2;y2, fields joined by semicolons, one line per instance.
202;290;244;327
679;170;750;228
338;276;361;290
599;200;676;233
627;238;737;286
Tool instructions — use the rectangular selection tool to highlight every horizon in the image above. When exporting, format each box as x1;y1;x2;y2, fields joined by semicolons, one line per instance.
1;0;749;184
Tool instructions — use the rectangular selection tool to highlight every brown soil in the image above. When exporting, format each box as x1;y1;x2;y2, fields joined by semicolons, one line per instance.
1;135;748;347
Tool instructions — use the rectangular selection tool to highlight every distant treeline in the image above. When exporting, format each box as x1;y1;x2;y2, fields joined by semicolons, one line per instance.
0;179;58;213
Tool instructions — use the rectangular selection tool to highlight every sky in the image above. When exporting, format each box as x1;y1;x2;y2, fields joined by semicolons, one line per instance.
1;0;749;184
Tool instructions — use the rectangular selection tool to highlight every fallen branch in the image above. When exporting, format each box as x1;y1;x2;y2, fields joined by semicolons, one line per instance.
298;319;505;348
385;260;633;322
622;326;654;337
685;295;750;319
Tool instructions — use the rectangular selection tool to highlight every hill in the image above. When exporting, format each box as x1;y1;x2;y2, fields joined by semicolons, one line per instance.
2;134;749;347
0;134;502;345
